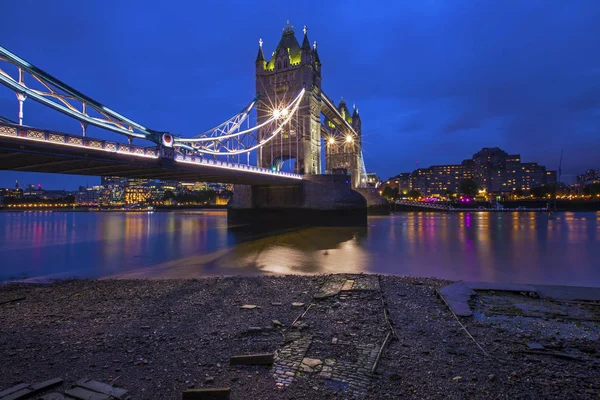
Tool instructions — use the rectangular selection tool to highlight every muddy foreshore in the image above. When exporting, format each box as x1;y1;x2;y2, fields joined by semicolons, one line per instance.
1;275;599;399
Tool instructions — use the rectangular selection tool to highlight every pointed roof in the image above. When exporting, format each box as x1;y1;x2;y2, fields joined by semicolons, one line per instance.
274;22;301;60
256;40;265;63
312;41;321;64
352;104;360;119
302;26;311;50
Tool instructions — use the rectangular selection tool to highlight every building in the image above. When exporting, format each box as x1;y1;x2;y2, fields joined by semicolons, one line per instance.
383;147;556;197
76;186;102;204
577;169;600;186
365;173;381;188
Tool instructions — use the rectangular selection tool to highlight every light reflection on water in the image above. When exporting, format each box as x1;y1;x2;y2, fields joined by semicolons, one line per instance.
0;211;598;286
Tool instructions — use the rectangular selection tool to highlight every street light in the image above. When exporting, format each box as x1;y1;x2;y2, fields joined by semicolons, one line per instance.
346;135;353;143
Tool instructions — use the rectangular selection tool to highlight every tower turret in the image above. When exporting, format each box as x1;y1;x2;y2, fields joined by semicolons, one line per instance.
255;38;266;74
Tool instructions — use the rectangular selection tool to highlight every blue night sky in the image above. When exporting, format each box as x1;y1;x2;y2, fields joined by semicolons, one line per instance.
0;0;599;189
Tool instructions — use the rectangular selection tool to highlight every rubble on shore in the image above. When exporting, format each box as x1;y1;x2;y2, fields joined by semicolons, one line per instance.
1;275;598;399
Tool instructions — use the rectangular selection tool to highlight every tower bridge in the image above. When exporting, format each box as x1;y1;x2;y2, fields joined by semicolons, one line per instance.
0;22;387;225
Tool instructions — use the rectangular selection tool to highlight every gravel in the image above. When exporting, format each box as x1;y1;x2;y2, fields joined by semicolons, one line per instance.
0;275;598;399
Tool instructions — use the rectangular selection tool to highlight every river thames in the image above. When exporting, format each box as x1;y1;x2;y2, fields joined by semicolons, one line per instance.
1;210;598;286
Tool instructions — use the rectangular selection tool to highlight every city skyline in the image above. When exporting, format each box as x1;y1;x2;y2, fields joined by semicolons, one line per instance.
0;1;599;188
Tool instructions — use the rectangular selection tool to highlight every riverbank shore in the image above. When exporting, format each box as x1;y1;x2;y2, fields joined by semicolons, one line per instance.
1;275;599;399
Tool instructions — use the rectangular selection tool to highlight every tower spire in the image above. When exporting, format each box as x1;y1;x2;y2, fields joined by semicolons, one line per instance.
302;25;311;50
255;38;265;63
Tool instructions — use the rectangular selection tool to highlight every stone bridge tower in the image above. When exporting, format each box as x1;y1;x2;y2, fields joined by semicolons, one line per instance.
255;22;322;175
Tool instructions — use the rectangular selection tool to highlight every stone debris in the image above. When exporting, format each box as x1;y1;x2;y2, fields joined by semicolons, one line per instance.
0;378;64;400
239;305;258;309
182;388;230;400
301;358;322;368
2;275;598;399
230;353;274;365
527;342;545;350
291;302;305;307
340;279;355;291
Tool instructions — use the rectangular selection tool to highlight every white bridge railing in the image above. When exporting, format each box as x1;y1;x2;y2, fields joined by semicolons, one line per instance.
0;122;302;180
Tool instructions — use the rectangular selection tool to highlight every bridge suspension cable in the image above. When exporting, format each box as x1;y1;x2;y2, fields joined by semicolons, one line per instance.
173;88;305;156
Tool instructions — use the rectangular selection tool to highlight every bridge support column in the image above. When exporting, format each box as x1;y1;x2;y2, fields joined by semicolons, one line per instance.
353;187;390;215
228;174;367;227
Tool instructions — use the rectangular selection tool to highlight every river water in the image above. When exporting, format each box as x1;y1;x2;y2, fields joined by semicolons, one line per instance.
0;211;598;286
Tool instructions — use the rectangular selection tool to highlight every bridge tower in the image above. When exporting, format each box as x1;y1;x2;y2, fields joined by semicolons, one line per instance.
255;22;322;175
323;101;363;188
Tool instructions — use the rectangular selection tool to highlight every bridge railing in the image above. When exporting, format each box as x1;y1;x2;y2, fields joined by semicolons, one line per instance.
174;152;302;179
0;122;159;159
0;122;302;179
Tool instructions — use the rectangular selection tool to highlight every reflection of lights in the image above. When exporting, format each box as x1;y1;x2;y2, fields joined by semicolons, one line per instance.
346;135;353;143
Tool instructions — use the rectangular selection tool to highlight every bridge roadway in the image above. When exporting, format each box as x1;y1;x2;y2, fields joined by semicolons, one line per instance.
0;123;302;185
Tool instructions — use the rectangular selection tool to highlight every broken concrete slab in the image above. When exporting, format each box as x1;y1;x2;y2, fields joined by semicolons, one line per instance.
463;282;537;293
74;379;128;399
38;394;67;400
437;282;476;317
64;387;110;400
439;281;547;317
0;384;29;399
1;387;32;400
229;353;274;365
182;388;230;400
31;378;63;392
534;285;600;302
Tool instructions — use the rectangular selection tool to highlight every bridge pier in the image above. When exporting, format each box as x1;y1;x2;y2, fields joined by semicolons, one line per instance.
228;174;367;227
353;187;390;215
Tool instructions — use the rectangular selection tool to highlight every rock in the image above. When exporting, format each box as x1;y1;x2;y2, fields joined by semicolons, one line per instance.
389;373;401;381
240;305;258;309
488;374;496;381
300;364;314;373
271;302;283;306
453;376;462;381
331;338;338;344
204;376;215;384
272;320;283;327
247;327;262;333
527;343;545;350
302;358;323;368
291;302;305;307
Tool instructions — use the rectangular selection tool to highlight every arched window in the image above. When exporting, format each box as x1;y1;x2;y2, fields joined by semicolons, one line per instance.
277;62;281;70
284;61;288;68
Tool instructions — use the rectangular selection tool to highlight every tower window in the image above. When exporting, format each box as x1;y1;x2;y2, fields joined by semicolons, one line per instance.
284;61;288;68
277;62;281;70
